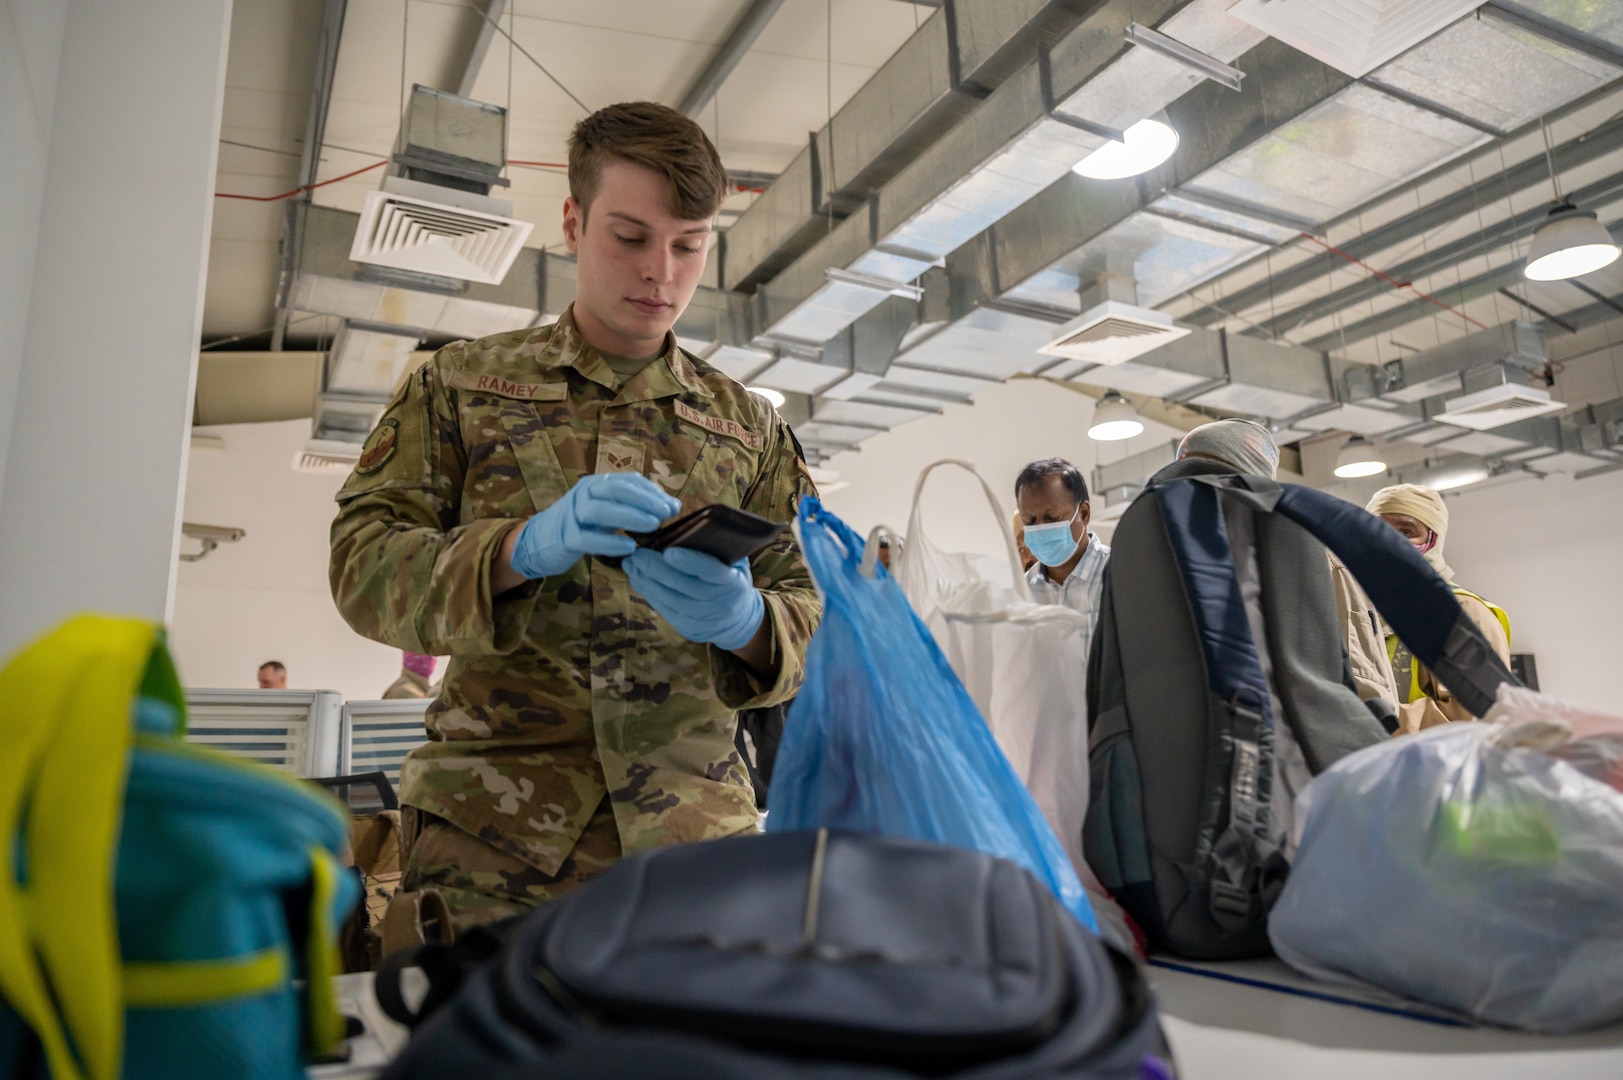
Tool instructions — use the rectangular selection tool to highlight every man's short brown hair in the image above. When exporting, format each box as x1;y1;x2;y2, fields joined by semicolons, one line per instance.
568;101;728;222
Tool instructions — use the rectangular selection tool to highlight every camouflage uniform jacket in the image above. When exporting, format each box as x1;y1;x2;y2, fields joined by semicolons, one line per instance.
329;306;820;876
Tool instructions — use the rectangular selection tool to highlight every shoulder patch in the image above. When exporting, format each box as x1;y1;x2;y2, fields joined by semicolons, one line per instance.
355;418;400;475
448;371;568;401
675;400;762;451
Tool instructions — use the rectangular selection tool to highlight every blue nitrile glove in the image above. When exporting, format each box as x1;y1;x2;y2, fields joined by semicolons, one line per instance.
509;473;681;580
624;546;766;652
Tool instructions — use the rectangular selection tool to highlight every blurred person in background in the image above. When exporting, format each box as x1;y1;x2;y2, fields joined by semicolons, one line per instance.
256;660;286;689
1011;510;1036;573
876;534;903;572
1367;483;1510;733
382;652;438;700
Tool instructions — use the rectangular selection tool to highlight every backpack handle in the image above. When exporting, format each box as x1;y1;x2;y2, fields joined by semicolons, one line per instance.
1185;475;1518;718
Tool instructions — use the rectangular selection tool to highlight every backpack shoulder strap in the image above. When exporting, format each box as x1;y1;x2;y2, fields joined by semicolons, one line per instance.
1181;475;1517;719
1450;586;1511;648
1151;479;1280;931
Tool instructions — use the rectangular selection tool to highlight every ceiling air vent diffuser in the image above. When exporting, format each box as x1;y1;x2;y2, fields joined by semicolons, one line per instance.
1038;301;1191;367
1227;0;1484;78
1436;384;1565;431
351;188;533;285
293;439;362;475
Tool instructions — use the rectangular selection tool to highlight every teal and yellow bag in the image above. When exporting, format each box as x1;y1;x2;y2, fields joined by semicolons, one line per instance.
0;615;359;1080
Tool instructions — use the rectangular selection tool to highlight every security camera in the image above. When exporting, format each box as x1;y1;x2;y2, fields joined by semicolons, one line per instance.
180;522;246;562
183;523;246;544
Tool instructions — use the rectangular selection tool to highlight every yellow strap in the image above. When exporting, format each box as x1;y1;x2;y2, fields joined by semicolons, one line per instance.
0;615;157;1080
124;948;287;1008
304;847;346;1056
1387;588;1512;704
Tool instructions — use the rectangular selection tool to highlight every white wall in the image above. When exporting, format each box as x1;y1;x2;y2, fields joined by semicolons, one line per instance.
171;420;402;699
819;379;1182;556
0;0;234;659
0;0;69;514
1442;469;1623;714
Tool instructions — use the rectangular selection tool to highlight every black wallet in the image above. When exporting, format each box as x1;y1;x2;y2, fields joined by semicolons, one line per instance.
601;504;787;568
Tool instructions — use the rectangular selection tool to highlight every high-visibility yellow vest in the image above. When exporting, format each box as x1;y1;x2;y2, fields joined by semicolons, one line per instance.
1386;586;1511;705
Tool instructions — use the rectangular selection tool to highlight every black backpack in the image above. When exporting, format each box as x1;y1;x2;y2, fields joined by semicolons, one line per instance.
1083;466;1517;960
378;830;1174;1079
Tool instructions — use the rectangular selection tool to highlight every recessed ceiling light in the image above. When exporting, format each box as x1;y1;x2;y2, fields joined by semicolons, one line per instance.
747;386;786;408
1072;118;1180;181
1430;466;1490;491
1088;392;1145;441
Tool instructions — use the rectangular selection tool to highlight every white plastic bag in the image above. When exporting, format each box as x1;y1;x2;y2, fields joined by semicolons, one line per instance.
1270;684;1623;1032
891;461;1093;887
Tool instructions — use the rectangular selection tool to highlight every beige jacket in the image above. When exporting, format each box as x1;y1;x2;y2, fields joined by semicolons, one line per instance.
380;668;433;700
1329;554;1402;715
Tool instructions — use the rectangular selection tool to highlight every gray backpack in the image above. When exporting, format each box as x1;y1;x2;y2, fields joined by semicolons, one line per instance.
1083;463;1517;959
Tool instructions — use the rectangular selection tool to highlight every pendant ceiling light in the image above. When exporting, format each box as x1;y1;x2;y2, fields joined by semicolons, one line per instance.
747;386;786;408
1524;203;1620;281
1334;435;1387;479
1088;392;1144;441
1524;116;1619;282
1072;117;1180;180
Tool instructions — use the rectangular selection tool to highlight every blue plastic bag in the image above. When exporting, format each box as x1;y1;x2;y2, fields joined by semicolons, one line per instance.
767;498;1097;932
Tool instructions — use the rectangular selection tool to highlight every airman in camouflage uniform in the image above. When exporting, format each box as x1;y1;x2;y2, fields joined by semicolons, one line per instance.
329;308;819;928
329;101;820;933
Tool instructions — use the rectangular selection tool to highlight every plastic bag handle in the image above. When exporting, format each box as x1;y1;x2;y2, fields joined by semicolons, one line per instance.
904;459;1032;602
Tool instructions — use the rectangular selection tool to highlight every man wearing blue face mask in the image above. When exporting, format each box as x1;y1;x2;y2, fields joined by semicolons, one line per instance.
1015;458;1112;658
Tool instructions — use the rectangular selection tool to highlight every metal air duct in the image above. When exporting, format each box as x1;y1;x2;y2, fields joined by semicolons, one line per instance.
350;86;533;286
722;0;1136;292
752;1;1263;350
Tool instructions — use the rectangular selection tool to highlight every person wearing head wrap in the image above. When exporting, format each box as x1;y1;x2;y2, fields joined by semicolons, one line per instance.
1367;484;1510;732
382;651;439;700
1171;420;1403;715
1011;509;1036;573
1177;419;1281;478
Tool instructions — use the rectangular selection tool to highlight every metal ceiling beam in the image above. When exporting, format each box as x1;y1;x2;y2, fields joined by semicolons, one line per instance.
1568;280;1623;318
678;0;787;119
1360;75;1506;137
1299;264;1524;352
1497;287;1577;333
1180;111;1623;328
1482;2;1623;69
453;0;508;99
1248;170;1623;340
1298;214;1623;352
273;0;348;352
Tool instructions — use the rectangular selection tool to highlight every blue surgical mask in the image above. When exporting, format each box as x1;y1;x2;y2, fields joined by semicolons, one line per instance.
1024;510;1081;567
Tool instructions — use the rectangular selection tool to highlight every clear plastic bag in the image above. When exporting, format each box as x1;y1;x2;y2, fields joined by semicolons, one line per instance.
767;497;1098;932
1269;685;1623;1032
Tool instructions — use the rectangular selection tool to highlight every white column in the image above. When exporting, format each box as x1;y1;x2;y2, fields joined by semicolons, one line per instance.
0;0;71;516
0;0;234;659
